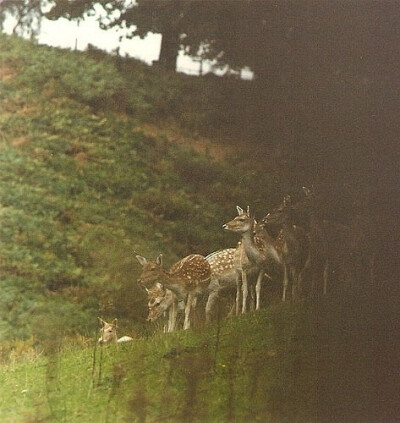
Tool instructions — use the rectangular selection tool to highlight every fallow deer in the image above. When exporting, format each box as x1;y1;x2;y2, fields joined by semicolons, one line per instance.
205;246;262;320
145;283;182;332
223;206;281;312
298;186;370;297
141;248;253;324
136;254;211;330
98;318;133;344
262;195;310;301
205;248;237;321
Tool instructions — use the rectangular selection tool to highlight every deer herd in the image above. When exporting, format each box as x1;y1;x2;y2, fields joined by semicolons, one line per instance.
99;186;373;341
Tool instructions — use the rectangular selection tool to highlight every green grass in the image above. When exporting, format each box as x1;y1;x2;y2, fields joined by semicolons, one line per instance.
0;304;318;422
0;298;381;422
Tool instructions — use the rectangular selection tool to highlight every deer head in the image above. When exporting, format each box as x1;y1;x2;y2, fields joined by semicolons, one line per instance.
136;254;164;287
263;195;293;227
146;283;175;322
98;318;118;344
223;205;254;234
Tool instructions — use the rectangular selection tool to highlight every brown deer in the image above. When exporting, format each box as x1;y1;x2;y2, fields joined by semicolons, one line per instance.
223;206;281;311
141;248;255;324
205;248;237;321
145;283;181;332
205;246;263;320
262;195;310;301
98;318;133;344
136;254;211;330
298;186;371;297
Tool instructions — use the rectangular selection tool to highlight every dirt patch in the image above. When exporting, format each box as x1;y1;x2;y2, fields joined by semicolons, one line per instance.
133;122;237;161
11;136;32;148
0;66;17;81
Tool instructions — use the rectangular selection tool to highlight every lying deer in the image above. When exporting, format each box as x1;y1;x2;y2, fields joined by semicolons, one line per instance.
136;254;211;330
98;318;133;344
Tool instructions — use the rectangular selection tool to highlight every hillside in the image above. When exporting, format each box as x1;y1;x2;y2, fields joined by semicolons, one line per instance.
0;34;397;422
0;34;286;342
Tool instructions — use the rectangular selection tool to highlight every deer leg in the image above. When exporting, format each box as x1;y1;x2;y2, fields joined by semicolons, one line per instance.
242;269;248;314
282;265;289;302
235;270;242;316
168;301;178;332
205;290;219;323
163;311;168;333
255;270;263;310
323;260;329;296
291;267;297;300
183;292;194;330
250;283;256;311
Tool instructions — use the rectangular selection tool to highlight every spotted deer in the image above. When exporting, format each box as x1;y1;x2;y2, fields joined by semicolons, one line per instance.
136;254;211;330
205;246;262;320
98;318;133;344
262;195;310;301
141;248;252;325
145;283;182;332
223;206;280;312
204;248;237;321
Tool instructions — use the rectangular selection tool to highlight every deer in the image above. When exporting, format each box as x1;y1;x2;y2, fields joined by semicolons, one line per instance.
223;206;281;312
261;195;310;301
98;318;133;344
297;186;372;298
205;246;263;320
144;283;183;332
204;248;237;321
140;248;252;325
136;254;211;330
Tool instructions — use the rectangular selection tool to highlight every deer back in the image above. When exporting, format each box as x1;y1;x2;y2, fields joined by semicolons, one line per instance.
206;248;236;277
169;254;211;290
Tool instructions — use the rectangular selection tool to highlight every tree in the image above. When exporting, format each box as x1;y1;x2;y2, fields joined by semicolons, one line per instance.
46;0;224;72
0;0;45;39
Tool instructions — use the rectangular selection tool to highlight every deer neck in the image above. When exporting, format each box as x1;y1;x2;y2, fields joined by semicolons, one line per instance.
241;230;264;265
242;228;281;265
161;271;187;299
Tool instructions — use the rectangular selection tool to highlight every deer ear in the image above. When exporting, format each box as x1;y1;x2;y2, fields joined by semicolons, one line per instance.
236;206;244;215
112;318;118;327
98;317;106;326
246;206;250;215
136;255;147;266
156;254;163;266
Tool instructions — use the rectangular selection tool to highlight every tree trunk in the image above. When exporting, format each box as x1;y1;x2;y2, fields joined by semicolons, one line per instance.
158;29;180;72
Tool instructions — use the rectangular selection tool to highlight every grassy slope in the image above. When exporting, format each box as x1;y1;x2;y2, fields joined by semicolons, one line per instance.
0;305;318;422
0;299;382;422
0;34;283;342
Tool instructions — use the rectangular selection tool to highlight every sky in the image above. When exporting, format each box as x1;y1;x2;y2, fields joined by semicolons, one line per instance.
3;9;253;79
